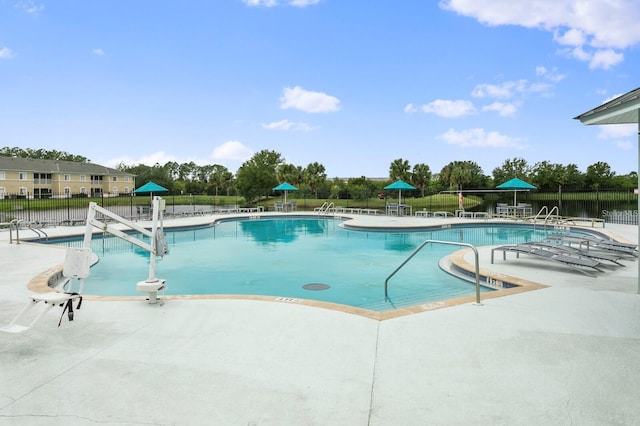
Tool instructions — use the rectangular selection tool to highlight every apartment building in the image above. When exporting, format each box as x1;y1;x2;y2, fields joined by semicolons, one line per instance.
0;156;135;198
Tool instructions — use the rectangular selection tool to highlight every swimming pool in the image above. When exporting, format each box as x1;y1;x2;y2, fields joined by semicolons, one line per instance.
52;217;568;312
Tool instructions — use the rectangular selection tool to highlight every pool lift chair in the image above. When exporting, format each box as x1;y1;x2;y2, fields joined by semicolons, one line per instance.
0;247;92;334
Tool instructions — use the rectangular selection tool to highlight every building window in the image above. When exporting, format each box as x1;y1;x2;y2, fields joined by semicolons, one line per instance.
19;187;27;196
80;175;86;182
0;172;5;180
124;187;130;193
80;187;87;195
64;187;71;197
19;172;27;180
112;176;117;182
64;174;71;181
0;187;5;199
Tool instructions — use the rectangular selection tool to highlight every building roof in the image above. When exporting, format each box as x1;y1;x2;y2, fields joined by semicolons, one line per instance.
0;156;135;176
574;87;640;125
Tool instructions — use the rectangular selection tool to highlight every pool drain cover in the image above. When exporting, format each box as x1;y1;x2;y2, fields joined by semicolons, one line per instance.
302;283;330;291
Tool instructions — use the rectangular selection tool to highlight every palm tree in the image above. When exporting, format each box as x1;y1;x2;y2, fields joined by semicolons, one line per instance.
411;163;431;197
389;158;411;181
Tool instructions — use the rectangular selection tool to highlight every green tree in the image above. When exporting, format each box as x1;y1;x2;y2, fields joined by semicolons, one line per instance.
236;150;284;203
389;158;411;181
439;161;485;190
276;163;303;185
178;161;197;181
303;162;327;198
208;165;234;196
123;163;173;191
492;157;531;183
411;163;431;197
585;161;615;188
0;146;89;162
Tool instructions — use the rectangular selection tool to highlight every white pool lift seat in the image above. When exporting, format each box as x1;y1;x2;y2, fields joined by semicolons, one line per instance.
1;247;92;334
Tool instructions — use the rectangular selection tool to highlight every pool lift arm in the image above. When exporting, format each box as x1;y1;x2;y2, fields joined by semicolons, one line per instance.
0;197;169;333
83;196;169;304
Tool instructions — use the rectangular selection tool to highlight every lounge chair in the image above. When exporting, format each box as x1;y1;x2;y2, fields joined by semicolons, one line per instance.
1;247;92;333
524;241;626;266
545;234;638;257
491;244;603;276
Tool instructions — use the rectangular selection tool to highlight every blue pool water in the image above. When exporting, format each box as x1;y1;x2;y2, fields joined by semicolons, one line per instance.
55;217;564;311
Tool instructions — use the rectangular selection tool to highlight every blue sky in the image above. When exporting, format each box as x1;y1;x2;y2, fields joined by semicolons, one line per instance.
1;0;639;178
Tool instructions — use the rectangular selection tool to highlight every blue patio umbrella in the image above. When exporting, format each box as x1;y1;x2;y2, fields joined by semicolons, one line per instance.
384;179;416;204
134;181;169;197
273;182;298;203
496;177;536;205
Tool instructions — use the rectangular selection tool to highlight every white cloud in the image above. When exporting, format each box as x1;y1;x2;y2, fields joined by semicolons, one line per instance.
280;86;341;113
103;143;254;173
535;66;565;83
289;0;321;6
439;0;640;68
588;49;624;69
242;0;278;6
262;119;313;131
210;140;253;162
92;48;105;56
471;80;527;98
554;28;586;46
421;99;476;118
482;101;517;117
0;47;14;59
439;128;523;148
14;1;44;14
103;151;181;169
597;123;636;139
404;103;418;113
616;140;635;151
566;45;623;69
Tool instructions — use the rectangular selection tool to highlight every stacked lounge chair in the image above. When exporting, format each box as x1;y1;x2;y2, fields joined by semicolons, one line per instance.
520;241;626;266
544;234;638;257
491;233;636;276
491;244;604;276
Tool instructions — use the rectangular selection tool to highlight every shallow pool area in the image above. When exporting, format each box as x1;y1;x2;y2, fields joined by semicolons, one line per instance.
50;217;582;312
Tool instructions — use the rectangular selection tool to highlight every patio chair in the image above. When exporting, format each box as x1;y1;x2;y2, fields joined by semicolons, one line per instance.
1;247;92;333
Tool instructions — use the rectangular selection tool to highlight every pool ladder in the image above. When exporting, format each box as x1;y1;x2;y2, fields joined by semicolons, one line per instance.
384;240;481;304
316;202;334;215
8;219;48;244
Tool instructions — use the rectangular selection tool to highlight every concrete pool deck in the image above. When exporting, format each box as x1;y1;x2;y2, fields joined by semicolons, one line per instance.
1;213;639;425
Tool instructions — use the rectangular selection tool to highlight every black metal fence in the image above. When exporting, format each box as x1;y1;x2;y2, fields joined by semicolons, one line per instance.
0;193;137;225
1;188;638;226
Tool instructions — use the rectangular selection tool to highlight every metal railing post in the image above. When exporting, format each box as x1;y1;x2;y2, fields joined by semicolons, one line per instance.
384;239;482;305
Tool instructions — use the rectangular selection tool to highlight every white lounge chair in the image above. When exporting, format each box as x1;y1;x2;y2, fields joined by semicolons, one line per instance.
1;247;92;333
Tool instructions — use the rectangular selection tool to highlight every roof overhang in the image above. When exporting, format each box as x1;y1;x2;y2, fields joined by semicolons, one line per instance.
574;87;640;125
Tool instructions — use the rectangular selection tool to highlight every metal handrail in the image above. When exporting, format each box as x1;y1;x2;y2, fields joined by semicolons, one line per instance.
533;205;549;223
316;202;334;215
384;239;482;305
544;206;560;226
9;219;48;244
